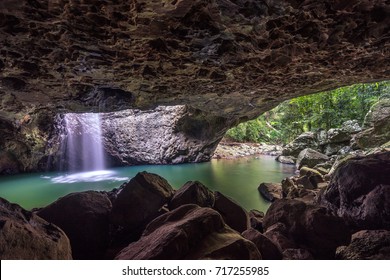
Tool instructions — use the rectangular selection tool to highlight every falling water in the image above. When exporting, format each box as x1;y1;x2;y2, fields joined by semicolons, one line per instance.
61;113;106;171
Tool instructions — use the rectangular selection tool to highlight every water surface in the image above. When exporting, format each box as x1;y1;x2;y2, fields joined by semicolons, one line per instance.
0;156;295;212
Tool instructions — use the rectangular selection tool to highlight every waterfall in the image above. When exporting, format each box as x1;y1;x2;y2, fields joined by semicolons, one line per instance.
60;113;106;171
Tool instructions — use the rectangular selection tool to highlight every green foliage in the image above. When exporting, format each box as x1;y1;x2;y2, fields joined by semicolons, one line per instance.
225;81;390;144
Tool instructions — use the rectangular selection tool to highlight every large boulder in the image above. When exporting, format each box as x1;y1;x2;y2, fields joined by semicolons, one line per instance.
0;197;72;260
110;172;174;228
258;183;282;202
354;97;390;149
242;228;282;260
319;152;390;230
37;191;112;260
263;199;351;259
169;181;215;209
115;204;261;260
282;132;318;157
249;209;264;232
336;230;390;260
296;148;329;169
213;191;250;233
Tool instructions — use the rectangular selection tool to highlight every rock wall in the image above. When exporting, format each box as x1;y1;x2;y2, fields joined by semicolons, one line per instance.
100;106;228;165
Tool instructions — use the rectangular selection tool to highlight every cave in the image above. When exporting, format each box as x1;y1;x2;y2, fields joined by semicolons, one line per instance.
0;0;389;261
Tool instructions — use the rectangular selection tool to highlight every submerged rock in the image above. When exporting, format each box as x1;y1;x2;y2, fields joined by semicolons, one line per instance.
115;204;261;260
169;181;215;209
37;191;112;260
213;191;250;233
275;155;296;165
0;197;72;260
320;152;390;230
110;172;174;228
336;230;390;260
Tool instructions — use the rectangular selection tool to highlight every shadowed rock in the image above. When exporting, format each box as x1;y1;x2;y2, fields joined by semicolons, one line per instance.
213;191;250;233
242;228;282;260
110;172;174;228
336;230;390;260
169;180;215;209
115;204;261;260
37;191;112;260
0;197;72;260
320;152;390;230
263;199;351;259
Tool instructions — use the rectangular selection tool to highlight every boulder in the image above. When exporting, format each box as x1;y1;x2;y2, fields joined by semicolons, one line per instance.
320;152;390;230
115;204;261;260
258;183;282;202
249;209;264;232
242;228;282;260
275;155;296;165
341;120;362;134
213;191;250;233
263;222;297;252
326;128;351;144
37;191;112;260
323;142;347;156
263;199;351;259
110;172;174;228
282;132;318;157
0;197;72;259
355;97;390;149
296;148;329;169
169;181;215;209
336;230;390;260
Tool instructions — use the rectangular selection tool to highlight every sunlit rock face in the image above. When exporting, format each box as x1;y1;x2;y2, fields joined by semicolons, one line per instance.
100;106;227;165
0;0;389;121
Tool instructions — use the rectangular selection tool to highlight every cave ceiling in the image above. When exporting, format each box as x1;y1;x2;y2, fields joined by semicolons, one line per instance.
0;0;389;122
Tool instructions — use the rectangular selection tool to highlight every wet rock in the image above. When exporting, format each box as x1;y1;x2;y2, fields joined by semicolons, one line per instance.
0;197;72;260
242;228;282;260
37;191;112;260
115;204;261;260
169;181;215;209
320;152;390;230
296;148;329;169
282;132;318;157
276;155;296;165
213;191;250;233
336;230;390;260
110;172;174;228
258;183;282;202
249;210;264;232
263;199;351;259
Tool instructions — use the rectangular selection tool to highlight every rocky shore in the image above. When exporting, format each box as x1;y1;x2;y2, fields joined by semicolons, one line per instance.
212;141;282;159
1;150;389;260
